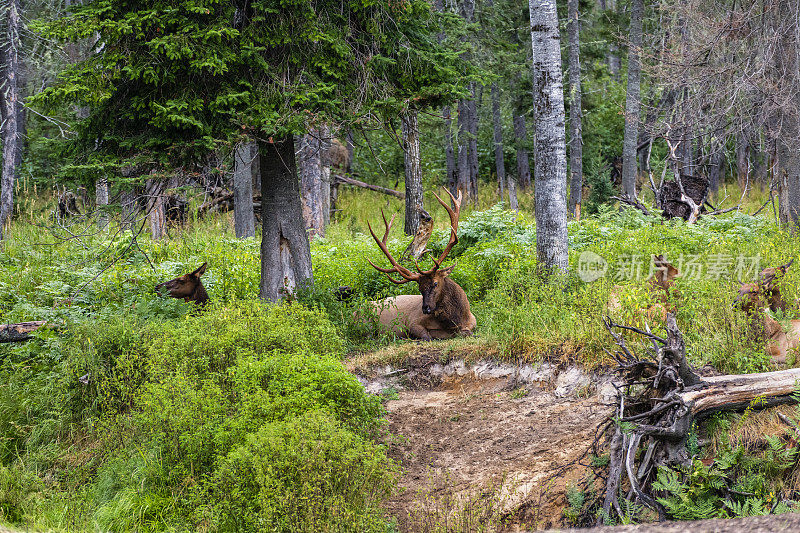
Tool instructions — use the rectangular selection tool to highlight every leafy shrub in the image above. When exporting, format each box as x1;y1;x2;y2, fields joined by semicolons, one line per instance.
214;410;398;532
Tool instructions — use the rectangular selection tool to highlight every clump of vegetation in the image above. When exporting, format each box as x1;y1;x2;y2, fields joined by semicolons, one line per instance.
1;299;396;531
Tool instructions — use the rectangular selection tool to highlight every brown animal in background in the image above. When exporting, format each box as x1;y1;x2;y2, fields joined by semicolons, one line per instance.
734;259;793;316
734;259;798;364
155;263;209;305
367;189;476;340
607;255;680;321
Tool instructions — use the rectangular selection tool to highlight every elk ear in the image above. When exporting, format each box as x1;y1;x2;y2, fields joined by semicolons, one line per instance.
439;264;456;277
667;264;679;279
781;258;794;272
192;262;207;277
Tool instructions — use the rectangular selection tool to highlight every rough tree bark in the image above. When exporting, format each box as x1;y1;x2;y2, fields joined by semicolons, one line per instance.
145;178;166;240
467;86;479;203
259;136;313;302
0;0;21;241
402;110;424;236
457;99;471;198
513;113;531;190
490;84;506;200
297;131;325;238
707;137;725;195
319;127;331;228
444;105;457;194
529;0;569;271
250;143;261;195
621;0;643;200
567;0;583;218
233;142;256;238
95;177;109;227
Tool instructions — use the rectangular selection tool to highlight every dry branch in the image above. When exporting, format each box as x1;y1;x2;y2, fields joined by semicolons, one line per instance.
333;175;405;199
0;321;46;343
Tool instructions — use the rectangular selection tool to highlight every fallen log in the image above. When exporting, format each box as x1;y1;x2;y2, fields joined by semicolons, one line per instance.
596;313;800;524
333;175;405;199
0;321;47;343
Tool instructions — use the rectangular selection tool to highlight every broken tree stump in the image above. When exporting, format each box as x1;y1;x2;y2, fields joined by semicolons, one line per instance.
0;321;47;343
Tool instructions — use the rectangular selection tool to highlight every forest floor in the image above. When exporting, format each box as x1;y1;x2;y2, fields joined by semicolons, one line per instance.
351;346;614;531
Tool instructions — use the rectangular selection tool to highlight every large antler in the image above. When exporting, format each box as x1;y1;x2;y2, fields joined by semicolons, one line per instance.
367;211;420;284
419;188;462;275
367;188;462;282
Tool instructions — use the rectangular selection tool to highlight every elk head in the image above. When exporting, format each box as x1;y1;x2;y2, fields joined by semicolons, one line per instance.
367;189;462;316
734;259;793;315
155;263;209;304
650;255;679;292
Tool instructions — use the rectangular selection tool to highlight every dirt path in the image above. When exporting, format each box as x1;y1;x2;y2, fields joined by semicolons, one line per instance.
383;375;609;531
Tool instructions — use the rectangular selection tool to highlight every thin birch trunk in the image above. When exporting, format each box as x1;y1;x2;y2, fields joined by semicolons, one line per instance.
0;0;21;241
529;0;569;271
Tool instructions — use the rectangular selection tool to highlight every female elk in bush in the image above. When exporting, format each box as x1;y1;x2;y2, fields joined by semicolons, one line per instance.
155;263;209;305
367;189;476;340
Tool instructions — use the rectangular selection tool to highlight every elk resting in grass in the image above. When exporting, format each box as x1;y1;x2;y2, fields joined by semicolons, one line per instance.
155;263;209;305
607;254;680;321
366;189;476;340
734;259;798;364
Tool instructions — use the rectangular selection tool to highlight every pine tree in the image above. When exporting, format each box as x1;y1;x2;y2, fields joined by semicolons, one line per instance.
34;0;469;300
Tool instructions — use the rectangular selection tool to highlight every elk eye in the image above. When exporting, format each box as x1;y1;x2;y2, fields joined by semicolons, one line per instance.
433;282;438;288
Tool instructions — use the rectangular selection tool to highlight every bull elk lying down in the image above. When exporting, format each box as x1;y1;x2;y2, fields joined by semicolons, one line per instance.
734;259;800;364
606;255;680;321
155;262;210;305
366;189;476;340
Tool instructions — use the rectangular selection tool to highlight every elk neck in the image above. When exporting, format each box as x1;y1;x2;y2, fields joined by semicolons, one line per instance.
431;277;471;328
190;283;210;305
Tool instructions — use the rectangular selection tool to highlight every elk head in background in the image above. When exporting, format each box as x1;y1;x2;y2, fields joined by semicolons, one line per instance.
155;263;209;305
734;258;793;316
366;189;476;340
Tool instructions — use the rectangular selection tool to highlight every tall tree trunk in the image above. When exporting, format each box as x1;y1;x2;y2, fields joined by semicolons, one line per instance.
297;132;324;238
250;143;261;197
736;133;750;191
529;0;569;271
145;178;166;240
468;86;480;204
120;189;138;230
457;99;471;197
259;136;313;301
233;142;256;238
402;110;424;235
490;84;506;200
599;0;620;78
320;126;331;228
621;0;643;199
96;177;109;227
708;138;725;195
567;0;583;218
508;169;519;211
513;114;532;189
0;0;21;241
444;105;457;193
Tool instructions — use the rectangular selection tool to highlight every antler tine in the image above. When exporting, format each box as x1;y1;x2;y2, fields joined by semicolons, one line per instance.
420;188;462;274
366;210;419;282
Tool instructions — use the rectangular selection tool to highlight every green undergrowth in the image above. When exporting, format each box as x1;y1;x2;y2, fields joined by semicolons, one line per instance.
1;301;397;531
1;186;799;530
